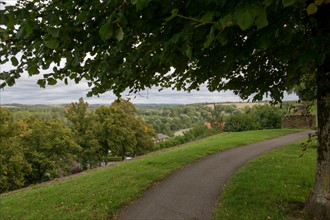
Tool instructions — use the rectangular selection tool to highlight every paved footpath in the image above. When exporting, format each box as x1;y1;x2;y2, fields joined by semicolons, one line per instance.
116;131;314;220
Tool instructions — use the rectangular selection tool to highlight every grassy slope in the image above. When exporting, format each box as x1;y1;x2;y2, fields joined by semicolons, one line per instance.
0;129;301;220
215;140;316;220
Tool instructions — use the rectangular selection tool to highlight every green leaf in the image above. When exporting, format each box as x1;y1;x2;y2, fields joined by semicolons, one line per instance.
220;14;234;28
0;11;9;25
217;31;228;46
131;0;149;10
10;57;19;66
5;13;16;30
6;77;15;86
99;21;113;41
264;0;274;7
24;22;33;36
16;27;26;39
64;1;74;9
255;7;268;30
77;11;88;23
165;9;179;23
28;66;39;75
0;82;6;88
117;12;128;26
47;28;61;38
37;79;46;88
184;44;192;59
307;3;318;15
115;26;124;41
204;26;215;49
201;11;215;22
44;38;59;49
236;8;254;31
282;0;296;7
47;78;57;85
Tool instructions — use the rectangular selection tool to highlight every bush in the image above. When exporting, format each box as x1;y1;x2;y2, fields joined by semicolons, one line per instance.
249;105;285;129
154;125;223;150
224;113;258;132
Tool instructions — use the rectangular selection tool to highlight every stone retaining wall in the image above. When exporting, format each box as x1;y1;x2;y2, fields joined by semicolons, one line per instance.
282;115;316;129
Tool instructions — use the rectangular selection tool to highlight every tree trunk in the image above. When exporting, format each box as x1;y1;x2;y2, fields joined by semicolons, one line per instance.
121;144;126;161
306;61;330;219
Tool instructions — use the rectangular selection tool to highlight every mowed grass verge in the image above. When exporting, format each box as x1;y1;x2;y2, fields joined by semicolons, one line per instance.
215;139;317;220
0;129;301;220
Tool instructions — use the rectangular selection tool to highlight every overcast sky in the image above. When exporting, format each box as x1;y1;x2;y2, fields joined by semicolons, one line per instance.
0;0;298;105
0;72;298;105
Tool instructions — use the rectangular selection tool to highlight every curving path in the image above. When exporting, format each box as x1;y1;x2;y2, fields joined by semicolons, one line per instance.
116;130;314;220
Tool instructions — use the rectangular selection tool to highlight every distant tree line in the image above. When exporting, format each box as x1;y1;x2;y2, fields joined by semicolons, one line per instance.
153;104;286;149
4;102;287;136
8;105;67;122
139;103;286;134
139;104;239;136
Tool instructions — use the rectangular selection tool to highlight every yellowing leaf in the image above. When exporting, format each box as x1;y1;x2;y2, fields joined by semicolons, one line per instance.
307;3;318;15
315;0;324;6
115;26;124;41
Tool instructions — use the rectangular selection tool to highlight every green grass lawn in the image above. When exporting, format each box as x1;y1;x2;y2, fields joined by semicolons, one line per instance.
215;139;317;220
0;129;303;220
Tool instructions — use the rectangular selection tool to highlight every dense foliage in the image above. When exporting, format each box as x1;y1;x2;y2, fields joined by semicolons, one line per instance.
0;108;78;192
224;105;286;132
1;0;328;102
138;104;237;135
0;99;156;193
1;101;288;193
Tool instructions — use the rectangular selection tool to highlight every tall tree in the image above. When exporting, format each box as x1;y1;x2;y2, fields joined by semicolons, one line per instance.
0;108;31;193
96;100;155;160
20;117;80;184
0;0;329;217
64;98;102;169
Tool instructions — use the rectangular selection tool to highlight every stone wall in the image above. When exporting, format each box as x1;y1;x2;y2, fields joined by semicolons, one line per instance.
282;115;317;129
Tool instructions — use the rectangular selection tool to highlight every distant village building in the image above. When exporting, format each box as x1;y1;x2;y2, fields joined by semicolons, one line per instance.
153;133;169;143
205;122;225;129
174;128;191;137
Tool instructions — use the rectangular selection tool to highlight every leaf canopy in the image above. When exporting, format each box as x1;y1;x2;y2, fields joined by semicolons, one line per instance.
0;0;329;102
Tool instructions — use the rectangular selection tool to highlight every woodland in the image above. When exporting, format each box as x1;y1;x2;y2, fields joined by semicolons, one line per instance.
1;100;286;193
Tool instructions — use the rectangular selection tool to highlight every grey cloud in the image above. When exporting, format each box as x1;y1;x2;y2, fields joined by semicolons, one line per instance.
1;70;298;105
0;76;298;105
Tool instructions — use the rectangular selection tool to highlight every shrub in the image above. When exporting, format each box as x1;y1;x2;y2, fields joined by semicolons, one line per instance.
154;125;222;150
249;105;285;129
224;113;258;132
